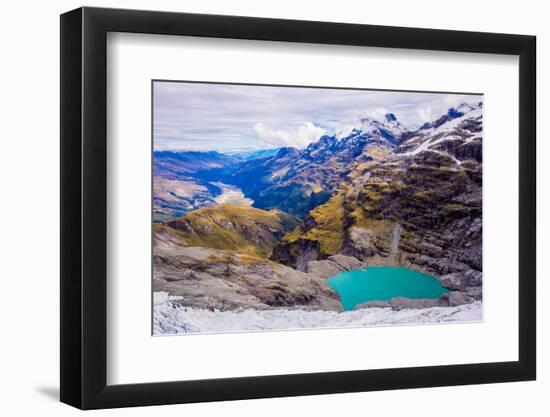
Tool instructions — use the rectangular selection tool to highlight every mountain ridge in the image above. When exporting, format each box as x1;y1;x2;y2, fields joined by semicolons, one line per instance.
271;103;483;303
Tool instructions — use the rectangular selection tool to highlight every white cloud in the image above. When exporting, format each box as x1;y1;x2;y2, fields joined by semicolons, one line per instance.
414;108;435;126
154;81;482;152
253;122;326;149
362;107;391;121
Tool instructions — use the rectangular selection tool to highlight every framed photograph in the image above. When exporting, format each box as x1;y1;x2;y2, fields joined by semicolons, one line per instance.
60;6;536;409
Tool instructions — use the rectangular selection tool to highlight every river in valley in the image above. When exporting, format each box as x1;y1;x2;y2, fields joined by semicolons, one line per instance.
211;182;254;206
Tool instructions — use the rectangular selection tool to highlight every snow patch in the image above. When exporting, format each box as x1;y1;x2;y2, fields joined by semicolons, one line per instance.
401;105;482;157
153;292;482;335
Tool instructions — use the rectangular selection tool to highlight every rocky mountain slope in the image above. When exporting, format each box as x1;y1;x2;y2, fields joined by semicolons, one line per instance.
155;204;299;258
153;204;366;312
154;150;240;177
272;103;483;302
153;239;342;312
153;176;219;222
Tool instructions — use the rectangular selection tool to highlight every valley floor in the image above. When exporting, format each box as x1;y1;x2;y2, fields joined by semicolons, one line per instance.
153;291;482;335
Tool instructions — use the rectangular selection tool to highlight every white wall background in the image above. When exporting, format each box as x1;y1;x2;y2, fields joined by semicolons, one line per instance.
0;0;545;415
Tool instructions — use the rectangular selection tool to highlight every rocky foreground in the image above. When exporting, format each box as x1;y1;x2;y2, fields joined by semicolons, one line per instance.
154;291;482;334
153;244;343;312
154;227;380;312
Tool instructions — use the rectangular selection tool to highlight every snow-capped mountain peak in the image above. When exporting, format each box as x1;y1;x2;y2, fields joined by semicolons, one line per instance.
419;101;481;131
335;112;408;142
385;112;398;122
299;113;408;168
397;101;483;159
456;102;475;114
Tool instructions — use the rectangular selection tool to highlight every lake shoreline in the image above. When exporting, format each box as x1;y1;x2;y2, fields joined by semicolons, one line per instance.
327;266;449;311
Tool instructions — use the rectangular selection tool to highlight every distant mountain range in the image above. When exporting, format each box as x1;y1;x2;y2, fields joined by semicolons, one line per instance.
152;151;236;221
231;148;283;160
156;108;411;218
155;102;481;218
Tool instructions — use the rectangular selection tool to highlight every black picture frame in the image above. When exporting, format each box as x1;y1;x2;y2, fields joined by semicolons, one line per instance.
60;6;536;410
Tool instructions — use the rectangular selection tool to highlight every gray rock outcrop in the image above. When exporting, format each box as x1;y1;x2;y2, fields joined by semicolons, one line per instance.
306;255;367;279
154;245;343;312
355;290;480;311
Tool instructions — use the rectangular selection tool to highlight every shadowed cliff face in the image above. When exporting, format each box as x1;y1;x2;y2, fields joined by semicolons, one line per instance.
342;150;482;277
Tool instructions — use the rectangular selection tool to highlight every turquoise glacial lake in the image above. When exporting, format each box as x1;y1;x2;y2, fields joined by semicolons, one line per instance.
327;266;449;311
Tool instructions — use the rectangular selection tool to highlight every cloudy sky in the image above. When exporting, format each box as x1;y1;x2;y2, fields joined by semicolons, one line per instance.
153;81;481;153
